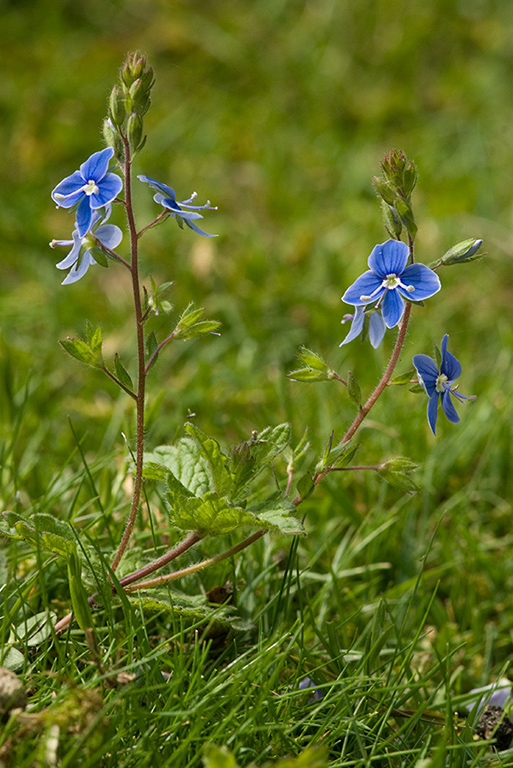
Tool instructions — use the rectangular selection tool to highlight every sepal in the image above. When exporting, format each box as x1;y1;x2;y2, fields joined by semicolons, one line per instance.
173;304;221;340
288;347;338;383
60;323;103;368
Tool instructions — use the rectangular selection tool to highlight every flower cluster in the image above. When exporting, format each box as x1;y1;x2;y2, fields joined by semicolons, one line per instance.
50;151;216;283
339;238;475;435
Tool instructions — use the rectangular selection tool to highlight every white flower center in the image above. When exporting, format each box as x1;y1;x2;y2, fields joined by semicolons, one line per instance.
84;180;100;196
435;373;449;393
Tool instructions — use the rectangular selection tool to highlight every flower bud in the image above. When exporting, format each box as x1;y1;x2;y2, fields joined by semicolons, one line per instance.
102;118;125;162
127;112;144;152
381;202;403;239
373;176;396;206
121;51;147;87
109;85;126;127
128;78;151;117
440;238;483;266
402;161;417;195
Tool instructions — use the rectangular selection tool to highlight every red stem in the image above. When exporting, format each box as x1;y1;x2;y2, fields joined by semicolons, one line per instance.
111;137;147;572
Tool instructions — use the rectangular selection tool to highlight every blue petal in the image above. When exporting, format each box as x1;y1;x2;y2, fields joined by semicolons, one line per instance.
184;218;217;237
441;391;460;424
90;172;123;208
381;288;405;327
51;171;86;207
427;394;439;436
76;196;93;238
95;224;123;250
440;335;462;380
342;271;384;305
156;195;205;220
55;230;82;270
368;312;386;348
399;264;441;301
80;147;114;182
339;306;365;346
412;353;438;395
368;239;409;278
61;251;95;285
138;175;177;200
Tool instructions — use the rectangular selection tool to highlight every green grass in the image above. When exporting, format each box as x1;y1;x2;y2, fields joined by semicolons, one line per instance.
1;0;513;765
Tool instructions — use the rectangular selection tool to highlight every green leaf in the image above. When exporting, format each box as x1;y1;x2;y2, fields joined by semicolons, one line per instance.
203;745;239;768
378;467;420;492
146;331;159;366
86;321;103;354
384;457;419;472
59;337;102;368
347;370;362;406
1;511;75;556
296;472;315;501
390;368;415;385
185;423;233;497
334;443;359;468
10;610;57;648
144;440;210;496
127;589;252;634
173;305;221;340
114;353;134;391
89;245;109;268
67;547;93;630
296;347;330;372
289;347;336;382
167;489;256;535
318;440;358;471
250;495;305;536
248;423;291;463
288;367;331;383
176;304;204;330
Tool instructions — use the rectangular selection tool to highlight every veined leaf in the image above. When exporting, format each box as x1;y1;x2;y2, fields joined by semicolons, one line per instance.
185;423;233;497
126;589;252;633
167;490;257;535
144;440;210;495
249;495;305;536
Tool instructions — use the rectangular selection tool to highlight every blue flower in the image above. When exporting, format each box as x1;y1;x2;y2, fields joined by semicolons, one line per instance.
51;148;123;238
340;306;386;348
413;334;474;436
138;175;217;237
50;211;123;285
342;239;441;329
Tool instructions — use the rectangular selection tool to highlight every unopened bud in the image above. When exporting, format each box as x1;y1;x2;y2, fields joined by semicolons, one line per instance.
402;161;417;196
440;238;483;266
373;176;396;206
127;112;144;151
129;79;151;116
382;202;403;239
102;118;125;162
109;85;126;127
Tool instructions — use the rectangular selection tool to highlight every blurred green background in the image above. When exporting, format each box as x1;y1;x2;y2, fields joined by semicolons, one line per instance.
1;0;513;613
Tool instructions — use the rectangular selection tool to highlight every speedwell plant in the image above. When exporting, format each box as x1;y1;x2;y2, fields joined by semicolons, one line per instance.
1;53;480;641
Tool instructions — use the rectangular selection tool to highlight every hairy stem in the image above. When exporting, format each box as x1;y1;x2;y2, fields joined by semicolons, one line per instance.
118;531;204;589
340;301;412;445
122;529;267;593
111;137;147;572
